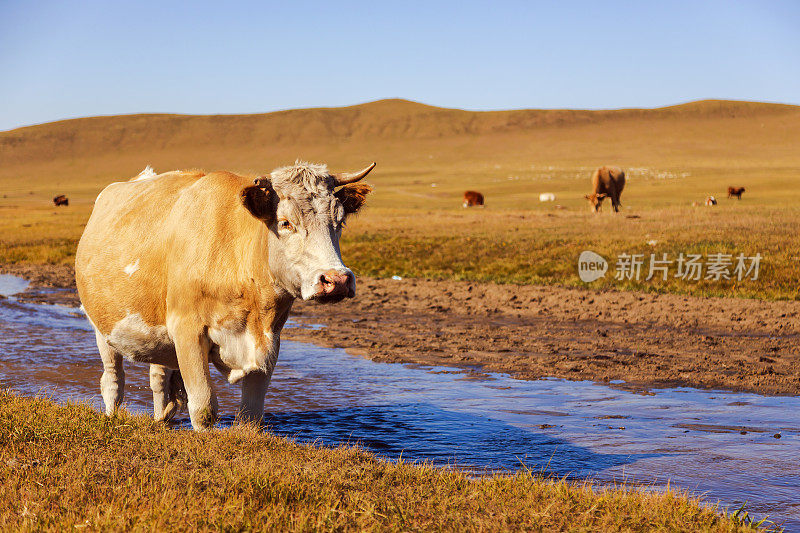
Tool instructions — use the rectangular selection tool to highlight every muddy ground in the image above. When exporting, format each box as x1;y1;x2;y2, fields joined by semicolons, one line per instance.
3;263;798;396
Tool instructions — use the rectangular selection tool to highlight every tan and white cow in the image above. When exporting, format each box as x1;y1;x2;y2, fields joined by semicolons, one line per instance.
76;161;374;430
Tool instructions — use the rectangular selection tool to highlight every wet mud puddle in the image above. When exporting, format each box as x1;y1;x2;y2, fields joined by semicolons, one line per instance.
0;274;797;528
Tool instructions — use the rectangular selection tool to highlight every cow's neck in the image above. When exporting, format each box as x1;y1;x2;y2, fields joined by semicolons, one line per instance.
219;215;294;329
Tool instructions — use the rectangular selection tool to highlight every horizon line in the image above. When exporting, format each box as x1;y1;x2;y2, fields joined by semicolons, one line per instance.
3;96;798;134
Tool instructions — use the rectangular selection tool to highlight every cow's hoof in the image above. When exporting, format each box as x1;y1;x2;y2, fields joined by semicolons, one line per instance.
190;406;217;431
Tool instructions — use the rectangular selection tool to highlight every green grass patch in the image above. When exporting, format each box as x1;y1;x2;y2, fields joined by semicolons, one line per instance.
1;164;798;300
341;203;800;301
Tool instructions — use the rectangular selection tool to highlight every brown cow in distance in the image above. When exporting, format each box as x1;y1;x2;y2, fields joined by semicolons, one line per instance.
53;195;69;206
463;190;484;207
728;186;745;199
585;166;625;212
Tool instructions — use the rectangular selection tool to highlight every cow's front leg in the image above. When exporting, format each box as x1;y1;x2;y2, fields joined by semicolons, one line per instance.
95;330;125;416
149;364;186;423
239;371;270;424
238;332;280;424
169;319;217;431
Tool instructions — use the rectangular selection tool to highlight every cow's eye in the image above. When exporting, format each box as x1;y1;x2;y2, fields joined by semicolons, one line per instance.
278;220;294;232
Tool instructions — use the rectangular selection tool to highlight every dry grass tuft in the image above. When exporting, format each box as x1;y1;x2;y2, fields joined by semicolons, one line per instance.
0;391;773;531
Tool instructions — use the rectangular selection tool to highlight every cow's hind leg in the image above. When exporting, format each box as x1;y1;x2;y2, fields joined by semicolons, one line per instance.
609;185;621;213
149;364;187;423
95;330;124;416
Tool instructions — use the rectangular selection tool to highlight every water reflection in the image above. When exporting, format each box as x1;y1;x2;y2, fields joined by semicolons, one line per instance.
255;404;658;476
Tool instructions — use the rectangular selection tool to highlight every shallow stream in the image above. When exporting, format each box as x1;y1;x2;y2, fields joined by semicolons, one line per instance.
1;274;797;529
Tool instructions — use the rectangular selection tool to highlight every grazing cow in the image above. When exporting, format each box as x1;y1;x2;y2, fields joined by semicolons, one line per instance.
728;186;745;199
705;196;717;206
463;190;484;207
53;195;69;206
76;161;375;431
539;193;556;202
585;166;625;213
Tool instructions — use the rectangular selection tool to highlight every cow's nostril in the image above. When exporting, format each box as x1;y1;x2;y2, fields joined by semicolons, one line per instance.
317;270;355;299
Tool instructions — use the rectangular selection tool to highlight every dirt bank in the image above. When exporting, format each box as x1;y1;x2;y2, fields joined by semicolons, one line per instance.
3;263;799;395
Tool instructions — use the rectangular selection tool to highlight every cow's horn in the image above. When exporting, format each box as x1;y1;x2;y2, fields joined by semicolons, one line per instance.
332;162;376;186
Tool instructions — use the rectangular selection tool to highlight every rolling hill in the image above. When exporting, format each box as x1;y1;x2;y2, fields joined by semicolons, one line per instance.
2;99;799;179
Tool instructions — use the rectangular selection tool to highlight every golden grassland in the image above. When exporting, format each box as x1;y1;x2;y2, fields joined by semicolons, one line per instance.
0;102;794;531
1;98;799;300
0;391;773;531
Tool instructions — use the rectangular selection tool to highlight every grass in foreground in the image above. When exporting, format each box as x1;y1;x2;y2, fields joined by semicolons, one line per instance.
0;391;773;531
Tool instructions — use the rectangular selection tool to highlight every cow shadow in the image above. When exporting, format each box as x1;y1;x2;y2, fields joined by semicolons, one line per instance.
214;402;663;477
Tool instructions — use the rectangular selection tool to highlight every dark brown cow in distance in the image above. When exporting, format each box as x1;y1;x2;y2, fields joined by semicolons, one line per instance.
53;195;69;206
728;186;746;199
463;190;484;207
584;166;625;212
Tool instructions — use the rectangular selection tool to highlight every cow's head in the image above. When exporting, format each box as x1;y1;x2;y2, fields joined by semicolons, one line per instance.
584;193;608;212
241;161;374;302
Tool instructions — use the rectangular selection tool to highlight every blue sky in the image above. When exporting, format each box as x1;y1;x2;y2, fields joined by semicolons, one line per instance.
1;0;798;131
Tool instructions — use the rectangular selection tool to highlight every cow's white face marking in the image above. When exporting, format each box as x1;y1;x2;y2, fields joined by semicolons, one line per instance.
123;259;140;276
270;193;350;300
263;163;355;302
107;313;175;365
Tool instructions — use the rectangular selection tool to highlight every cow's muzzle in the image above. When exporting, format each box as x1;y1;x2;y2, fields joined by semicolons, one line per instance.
313;270;355;303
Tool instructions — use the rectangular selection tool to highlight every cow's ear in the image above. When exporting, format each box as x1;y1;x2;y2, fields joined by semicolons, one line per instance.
335;183;372;215
241;183;276;224
584;194;592;200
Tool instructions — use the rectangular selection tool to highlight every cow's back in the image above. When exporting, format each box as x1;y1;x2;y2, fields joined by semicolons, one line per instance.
76;171;206;334
592;166;625;195
463;190;484;206
609;167;625;194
